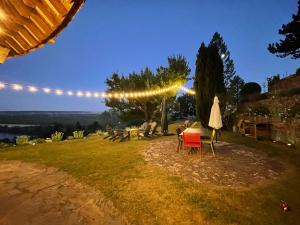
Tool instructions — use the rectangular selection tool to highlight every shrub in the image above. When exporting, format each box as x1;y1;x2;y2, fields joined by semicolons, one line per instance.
51;131;64;142
16;135;30;145
31;138;45;144
73;130;84;139
240;82;262;99
252;105;270;116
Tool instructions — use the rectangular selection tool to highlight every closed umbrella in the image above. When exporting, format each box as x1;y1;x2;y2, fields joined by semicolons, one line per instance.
208;96;223;129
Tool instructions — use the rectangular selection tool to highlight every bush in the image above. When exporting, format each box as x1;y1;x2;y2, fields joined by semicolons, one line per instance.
31;138;45;144
51;131;64;142
252;105;270;116
241;82;261;99
16;135;30;145
73;130;84;139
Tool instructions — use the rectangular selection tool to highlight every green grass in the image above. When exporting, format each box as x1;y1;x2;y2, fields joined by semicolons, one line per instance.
0;131;300;225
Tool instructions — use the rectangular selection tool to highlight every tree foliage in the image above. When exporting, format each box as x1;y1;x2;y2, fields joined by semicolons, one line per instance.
194;42;225;124
240;82;261;99
268;1;300;59
105;55;190;122
227;75;245;106
176;94;196;116
209;32;236;88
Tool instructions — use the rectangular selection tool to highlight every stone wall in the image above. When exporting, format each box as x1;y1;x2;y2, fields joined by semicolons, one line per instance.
240;94;300;115
269;73;300;92
237;94;300;145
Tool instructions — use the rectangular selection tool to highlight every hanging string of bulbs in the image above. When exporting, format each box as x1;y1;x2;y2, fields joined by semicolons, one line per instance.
0;81;195;99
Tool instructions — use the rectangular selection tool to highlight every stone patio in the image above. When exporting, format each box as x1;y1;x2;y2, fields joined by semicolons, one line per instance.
144;139;284;187
0;161;127;225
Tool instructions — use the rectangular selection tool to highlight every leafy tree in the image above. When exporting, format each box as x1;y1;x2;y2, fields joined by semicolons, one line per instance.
194;43;225;124
105;55;190;124
209;32;236;88
227;75;245;106
176;94;196;116
268;1;300;59
105;68;160;122
75;121;82;130
156;55;191;133
240;82;261;99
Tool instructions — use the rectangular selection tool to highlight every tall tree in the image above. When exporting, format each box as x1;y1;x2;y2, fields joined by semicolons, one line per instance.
105;55;190;124
268;1;300;59
194;43;208;122
194;43;225;124
105;68;160;122
227;75;245;106
209;32;236;88
157;55;190;134
176;94;196;116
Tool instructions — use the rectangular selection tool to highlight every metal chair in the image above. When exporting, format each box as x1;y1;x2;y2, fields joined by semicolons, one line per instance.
201;129;216;156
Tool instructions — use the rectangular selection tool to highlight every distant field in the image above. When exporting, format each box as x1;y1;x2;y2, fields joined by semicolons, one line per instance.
0;111;102;126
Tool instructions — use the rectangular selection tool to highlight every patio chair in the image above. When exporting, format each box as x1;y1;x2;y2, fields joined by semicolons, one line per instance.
103;128;114;139
176;126;184;152
201;129;216;156
183;132;202;158
113;129;130;142
139;122;151;138
149;121;158;136
110;129;129;142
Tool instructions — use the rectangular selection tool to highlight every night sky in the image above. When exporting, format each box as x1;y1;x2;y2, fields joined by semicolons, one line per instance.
0;0;299;111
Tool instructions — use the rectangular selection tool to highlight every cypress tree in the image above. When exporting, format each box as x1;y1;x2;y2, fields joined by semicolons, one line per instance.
194;43;207;122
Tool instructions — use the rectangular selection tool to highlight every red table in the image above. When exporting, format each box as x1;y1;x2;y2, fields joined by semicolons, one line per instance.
180;128;202;155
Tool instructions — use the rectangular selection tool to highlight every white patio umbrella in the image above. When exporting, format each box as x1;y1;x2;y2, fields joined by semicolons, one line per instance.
208;96;223;129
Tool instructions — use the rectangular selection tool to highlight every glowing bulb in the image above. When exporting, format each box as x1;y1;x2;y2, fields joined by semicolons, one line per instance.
67;91;74;96
101;92;106;98
43;88;51;94
55;89;63;95
0;82;6;89
93;92;99;98
120;93;124;98
85;91;91;98
12;84;23;91
0;8;7;21
77;91;83;97
125;93;129;98
108;93;112;98
28;86;38;93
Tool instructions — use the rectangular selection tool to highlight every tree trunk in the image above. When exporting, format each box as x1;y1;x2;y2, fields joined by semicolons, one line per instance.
161;96;168;135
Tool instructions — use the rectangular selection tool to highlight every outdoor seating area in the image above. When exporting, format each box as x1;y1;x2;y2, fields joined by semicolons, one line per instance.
0;1;299;224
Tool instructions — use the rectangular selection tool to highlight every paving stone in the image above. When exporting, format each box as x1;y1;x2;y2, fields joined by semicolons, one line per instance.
0;161;127;225
144;139;284;187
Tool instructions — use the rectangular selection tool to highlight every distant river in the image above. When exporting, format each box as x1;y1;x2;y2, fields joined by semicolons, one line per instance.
0;132;20;141
0;124;40;128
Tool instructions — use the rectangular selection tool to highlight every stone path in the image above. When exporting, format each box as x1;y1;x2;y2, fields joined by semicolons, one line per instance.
144;139;284;187
0;161;127;225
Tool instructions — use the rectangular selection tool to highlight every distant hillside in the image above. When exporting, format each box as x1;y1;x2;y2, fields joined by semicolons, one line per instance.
0;111;102;126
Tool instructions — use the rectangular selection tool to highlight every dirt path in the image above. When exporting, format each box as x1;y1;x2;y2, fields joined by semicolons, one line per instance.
0;161;127;225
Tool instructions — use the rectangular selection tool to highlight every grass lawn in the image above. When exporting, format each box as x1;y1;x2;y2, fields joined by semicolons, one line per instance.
0;128;300;225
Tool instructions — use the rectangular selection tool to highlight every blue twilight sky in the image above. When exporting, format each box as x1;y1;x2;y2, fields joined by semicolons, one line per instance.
0;0;299;111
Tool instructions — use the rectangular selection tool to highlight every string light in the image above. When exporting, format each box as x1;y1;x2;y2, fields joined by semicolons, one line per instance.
0;82;5;89
180;86;196;95
67;91;74;96
76;91;83;97
28;86;38;93
0;81;196;99
43;88;51;93
11;84;23;91
55;89;63;95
